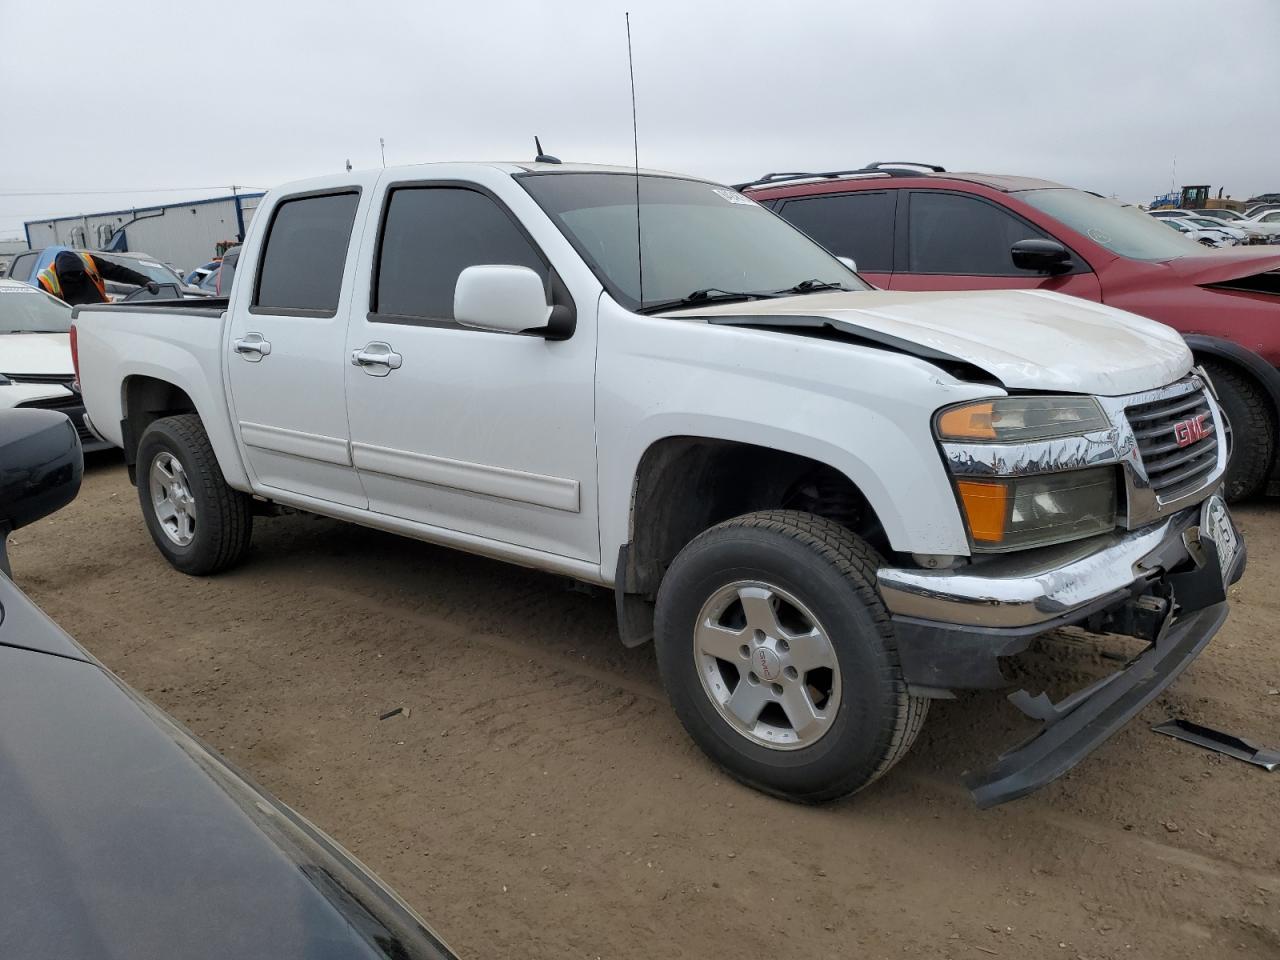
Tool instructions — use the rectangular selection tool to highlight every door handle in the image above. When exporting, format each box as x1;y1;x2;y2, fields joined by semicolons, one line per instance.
233;332;272;361
351;342;403;377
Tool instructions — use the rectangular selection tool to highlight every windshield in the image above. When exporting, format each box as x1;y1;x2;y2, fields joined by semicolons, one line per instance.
98;255;183;285
0;284;72;333
1017;188;1206;261
518;173;867;311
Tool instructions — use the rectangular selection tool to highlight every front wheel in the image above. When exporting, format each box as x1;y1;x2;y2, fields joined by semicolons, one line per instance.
136;414;253;575
654;510;927;803
1201;359;1275;501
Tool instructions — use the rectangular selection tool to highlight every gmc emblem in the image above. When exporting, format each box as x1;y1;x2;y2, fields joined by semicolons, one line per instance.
1172;413;1208;448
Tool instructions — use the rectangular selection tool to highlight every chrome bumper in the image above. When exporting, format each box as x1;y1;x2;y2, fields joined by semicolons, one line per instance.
878;507;1202;630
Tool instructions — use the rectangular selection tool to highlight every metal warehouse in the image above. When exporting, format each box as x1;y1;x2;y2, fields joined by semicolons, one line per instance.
23;192;265;272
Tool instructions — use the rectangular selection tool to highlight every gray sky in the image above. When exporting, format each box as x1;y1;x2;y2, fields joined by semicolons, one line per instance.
2;0;1277;240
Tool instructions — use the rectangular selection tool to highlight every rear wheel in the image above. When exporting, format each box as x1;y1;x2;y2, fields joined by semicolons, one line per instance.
136;414;253;574
654;510;927;802
1201;359;1275;501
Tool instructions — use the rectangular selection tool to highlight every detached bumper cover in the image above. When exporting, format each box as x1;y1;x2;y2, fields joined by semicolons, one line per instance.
876;501;1245;807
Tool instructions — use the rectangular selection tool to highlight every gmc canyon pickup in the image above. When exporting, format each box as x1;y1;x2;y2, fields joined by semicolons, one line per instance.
72;162;1244;807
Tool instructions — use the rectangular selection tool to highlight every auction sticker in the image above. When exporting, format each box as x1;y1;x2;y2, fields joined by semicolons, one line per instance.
712;187;754;205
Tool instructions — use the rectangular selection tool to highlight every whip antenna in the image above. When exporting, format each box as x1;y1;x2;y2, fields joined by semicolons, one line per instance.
625;12;644;309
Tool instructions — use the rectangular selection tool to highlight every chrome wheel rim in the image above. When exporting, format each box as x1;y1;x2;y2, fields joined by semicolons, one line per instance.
694;580;841;751
150;452;197;546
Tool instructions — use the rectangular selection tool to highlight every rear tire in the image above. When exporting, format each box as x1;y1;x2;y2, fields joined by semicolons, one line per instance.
136;414;253;575
1201;359;1275;501
654;510;927;803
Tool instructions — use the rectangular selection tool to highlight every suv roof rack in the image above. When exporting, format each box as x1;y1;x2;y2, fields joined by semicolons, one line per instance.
735;161;946;191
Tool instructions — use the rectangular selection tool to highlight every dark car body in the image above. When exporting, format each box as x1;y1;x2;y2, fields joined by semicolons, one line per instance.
0;410;456;960
745;164;1280;495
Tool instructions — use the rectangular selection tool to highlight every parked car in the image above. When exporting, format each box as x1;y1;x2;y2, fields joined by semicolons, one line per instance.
0;408;457;960
215;243;242;295
72;161;1244;807
0;279;108;451
1163;217;1239;247
184;259;221;285
1184;208;1272;244
745;163;1280;499
1237;208;1280;242
7;247;211;300
1176;216;1250;245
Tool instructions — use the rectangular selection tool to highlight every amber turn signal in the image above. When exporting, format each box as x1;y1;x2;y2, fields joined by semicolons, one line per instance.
954;479;1009;544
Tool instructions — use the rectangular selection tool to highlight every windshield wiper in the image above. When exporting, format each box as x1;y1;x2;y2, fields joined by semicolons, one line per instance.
637;287;783;315
775;279;850;295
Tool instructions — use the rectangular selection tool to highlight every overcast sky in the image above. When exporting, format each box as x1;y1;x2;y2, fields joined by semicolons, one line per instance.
2;0;1277;240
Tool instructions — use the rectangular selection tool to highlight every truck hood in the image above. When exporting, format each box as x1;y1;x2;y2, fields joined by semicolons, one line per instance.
0;332;72;377
670;288;1191;396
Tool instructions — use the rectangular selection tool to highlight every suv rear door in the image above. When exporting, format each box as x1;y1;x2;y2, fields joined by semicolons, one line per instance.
889;189;1102;299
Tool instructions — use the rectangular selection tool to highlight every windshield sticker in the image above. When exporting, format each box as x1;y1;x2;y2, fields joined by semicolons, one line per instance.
712;187;754;206
1087;228;1113;246
0;284;38;293
140;261;164;269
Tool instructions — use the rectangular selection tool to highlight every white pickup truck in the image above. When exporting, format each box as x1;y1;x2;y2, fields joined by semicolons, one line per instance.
73;161;1244;807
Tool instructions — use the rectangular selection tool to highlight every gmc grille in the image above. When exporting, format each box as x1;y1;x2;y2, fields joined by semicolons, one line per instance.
1126;386;1218;500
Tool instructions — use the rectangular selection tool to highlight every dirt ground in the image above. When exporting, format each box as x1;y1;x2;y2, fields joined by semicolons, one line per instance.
10;454;1279;959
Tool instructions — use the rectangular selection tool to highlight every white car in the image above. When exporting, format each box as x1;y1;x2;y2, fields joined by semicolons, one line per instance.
73;161;1242;808
1160;217;1236;246
1189;208;1274;243
1177;216;1248;245
1238;208;1280;241
0;279;109;451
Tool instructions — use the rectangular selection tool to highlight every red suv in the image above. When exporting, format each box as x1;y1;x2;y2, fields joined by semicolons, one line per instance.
743;163;1280;499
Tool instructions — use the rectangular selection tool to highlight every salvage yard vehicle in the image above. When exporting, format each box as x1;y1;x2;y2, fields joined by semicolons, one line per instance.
8;247;211;300
0;407;456;960
73;161;1245;807
0;279;108;451
746;163;1280;499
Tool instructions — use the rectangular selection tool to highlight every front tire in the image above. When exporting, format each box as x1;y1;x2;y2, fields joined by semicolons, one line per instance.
1201;359;1275;501
654;510;927;803
136;414;253;575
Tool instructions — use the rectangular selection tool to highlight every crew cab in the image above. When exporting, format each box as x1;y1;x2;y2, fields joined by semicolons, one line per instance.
743;163;1280;500
72;162;1245;807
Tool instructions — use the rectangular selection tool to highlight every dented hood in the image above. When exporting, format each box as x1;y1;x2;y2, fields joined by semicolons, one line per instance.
672;288;1191;396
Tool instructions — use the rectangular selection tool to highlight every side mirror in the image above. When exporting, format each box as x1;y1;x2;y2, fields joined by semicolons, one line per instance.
0;409;83;576
837;256;858;272
1011;238;1073;274
454;265;552;335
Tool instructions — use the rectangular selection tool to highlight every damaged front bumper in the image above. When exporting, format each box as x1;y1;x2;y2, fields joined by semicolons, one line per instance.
876;496;1245;808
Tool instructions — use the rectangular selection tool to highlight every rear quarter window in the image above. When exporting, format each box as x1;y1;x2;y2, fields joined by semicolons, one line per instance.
776;191;896;273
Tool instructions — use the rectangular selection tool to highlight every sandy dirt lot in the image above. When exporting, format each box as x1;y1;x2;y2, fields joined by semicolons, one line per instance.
10;454;1279;959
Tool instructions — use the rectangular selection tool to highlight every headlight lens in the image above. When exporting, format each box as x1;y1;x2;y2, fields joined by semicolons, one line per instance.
954;468;1117;552
936;396;1109;442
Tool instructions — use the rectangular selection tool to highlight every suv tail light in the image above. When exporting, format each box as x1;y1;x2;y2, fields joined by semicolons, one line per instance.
69;323;80;392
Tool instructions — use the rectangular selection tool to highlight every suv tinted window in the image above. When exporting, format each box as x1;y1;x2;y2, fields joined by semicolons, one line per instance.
908;192;1048;275
254;192;359;313
374;187;546;321
777;192;895;272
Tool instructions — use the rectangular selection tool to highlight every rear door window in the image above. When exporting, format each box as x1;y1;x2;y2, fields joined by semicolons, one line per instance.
907;191;1049;275
372;186;547;323
776;191;896;272
253;191;360;314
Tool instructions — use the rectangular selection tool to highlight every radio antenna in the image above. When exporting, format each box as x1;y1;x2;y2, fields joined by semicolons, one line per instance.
625;11;644;309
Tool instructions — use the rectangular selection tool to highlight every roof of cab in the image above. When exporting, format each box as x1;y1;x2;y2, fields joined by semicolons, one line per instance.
269;161;706;197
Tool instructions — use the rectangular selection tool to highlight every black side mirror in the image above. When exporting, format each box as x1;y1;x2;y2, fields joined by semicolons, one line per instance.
1011;238;1073;274
0;409;83;576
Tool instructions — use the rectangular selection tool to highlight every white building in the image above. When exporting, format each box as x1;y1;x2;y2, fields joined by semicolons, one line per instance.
23;192;265;272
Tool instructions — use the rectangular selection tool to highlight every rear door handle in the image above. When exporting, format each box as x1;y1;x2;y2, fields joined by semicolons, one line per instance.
233;332;272;361
351;342;402;377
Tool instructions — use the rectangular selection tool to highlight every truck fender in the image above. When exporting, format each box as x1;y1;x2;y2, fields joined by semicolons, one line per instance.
1183;334;1280;428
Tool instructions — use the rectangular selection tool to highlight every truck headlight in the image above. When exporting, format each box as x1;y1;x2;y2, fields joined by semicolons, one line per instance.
953;468;1117;552
937;396;1109;442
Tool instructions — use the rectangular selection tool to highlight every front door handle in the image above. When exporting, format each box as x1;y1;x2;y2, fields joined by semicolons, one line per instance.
233;332;272;361
351;341;403;377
